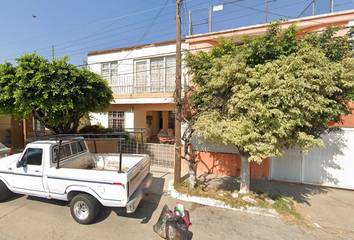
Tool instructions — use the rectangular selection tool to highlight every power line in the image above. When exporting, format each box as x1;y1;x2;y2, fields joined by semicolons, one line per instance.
77;24;353;71
0;0;178;49
1;1;352;64
0;2;196;62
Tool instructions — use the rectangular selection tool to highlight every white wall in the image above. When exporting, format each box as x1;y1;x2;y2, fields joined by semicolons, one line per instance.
87;42;189;91
125;112;134;130
90;113;108;128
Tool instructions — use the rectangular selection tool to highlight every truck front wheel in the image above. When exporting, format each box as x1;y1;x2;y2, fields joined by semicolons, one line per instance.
70;193;100;224
0;181;12;201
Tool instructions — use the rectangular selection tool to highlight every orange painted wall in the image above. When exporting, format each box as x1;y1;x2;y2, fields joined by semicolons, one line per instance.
330;102;354;128
181;150;270;180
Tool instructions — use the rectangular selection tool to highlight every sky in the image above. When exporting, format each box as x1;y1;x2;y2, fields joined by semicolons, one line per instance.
0;0;353;67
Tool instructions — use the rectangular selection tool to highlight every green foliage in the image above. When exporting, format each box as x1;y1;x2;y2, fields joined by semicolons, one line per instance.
303;25;354;61
0;53;113;134
183;21;354;163
146;115;153;128
241;22;303;66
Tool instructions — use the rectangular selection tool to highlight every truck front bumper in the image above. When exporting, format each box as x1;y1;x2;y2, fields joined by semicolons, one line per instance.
126;173;153;213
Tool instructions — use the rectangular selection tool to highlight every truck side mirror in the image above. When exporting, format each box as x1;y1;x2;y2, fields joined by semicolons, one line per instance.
16;152;28;168
16;161;25;168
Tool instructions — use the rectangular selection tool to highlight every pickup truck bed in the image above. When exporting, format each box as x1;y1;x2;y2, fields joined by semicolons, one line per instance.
60;152;146;172
0;136;153;224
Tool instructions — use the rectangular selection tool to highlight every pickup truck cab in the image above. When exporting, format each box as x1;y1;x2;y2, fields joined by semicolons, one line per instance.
0;135;153;224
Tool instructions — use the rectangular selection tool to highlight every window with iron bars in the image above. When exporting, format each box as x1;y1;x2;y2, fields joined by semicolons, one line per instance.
108;111;125;130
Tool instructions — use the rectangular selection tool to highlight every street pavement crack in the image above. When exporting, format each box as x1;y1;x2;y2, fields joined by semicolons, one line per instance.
0;202;30;220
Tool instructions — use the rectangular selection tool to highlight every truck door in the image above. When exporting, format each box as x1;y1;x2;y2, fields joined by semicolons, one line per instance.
13;148;45;197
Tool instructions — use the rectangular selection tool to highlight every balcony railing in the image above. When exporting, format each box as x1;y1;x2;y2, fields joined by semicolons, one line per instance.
107;76;176;95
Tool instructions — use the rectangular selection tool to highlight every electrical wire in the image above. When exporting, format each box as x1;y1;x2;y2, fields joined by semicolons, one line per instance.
0;0;202;62
0;0;353;63
74;24;353;71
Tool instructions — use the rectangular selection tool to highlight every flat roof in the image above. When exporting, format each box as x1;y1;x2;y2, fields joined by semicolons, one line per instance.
88;39;186;56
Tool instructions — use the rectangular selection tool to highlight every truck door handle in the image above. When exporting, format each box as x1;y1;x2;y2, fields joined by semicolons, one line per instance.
8;168;12;171
35;170;41;173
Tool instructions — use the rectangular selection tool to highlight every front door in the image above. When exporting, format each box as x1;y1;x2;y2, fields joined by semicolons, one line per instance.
13;148;45;197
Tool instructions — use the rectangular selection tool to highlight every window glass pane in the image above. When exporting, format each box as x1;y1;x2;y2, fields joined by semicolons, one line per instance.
136;61;148;93
63;144;71;157
165;56;176;92
78;141;86;151
25;148;43;166
110;62;118;69
151;58;164;93
77;142;83;152
102;61;118;81
52;146;65;163
102;63;109;69
111;69;118;76
71;142;78;154
102;69;110;78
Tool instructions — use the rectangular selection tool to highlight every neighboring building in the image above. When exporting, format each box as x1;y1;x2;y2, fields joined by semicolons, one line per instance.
182;10;354;189
87;40;189;139
0;116;11;145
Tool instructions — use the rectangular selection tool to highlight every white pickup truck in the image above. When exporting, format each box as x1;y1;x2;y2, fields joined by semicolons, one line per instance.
0;134;153;224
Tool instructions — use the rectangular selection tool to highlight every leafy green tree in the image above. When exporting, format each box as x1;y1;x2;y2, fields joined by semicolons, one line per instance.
0;53;113;134
184;22;354;193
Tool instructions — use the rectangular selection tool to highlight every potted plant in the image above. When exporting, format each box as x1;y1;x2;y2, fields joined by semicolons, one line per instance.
5;128;11;144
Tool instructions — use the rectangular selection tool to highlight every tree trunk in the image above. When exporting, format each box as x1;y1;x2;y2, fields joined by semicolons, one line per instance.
239;150;250;194
188;163;196;189
188;161;199;189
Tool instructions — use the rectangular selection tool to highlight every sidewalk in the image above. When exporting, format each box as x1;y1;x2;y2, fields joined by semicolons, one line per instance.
150;166;354;237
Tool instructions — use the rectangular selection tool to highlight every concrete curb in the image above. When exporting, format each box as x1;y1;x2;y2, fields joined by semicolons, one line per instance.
168;180;279;218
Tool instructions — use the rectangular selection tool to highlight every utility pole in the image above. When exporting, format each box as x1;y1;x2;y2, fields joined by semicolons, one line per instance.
174;0;182;184
52;46;55;60
313;0;315;16
330;0;334;13
209;5;212;32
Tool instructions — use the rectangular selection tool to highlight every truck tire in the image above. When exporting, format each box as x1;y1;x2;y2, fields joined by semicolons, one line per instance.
0;181;12;201
70;193;100;224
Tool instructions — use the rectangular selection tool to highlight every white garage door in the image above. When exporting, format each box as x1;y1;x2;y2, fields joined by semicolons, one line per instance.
271;128;354;190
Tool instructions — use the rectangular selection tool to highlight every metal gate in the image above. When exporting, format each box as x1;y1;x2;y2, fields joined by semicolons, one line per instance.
271;128;354;189
144;143;175;168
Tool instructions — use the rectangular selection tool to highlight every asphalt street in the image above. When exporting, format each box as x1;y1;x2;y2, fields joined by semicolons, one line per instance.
0;167;351;240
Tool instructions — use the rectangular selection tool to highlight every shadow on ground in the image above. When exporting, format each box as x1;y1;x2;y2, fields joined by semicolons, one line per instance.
94;176;165;224
194;172;329;206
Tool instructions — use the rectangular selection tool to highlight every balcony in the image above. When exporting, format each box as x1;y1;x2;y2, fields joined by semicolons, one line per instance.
107;76;176;95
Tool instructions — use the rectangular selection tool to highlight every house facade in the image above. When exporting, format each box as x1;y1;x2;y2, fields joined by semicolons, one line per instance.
182;10;354;189
87;40;189;140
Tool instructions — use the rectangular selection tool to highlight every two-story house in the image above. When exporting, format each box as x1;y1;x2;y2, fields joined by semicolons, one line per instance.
183;10;354;189
87;40;188;140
